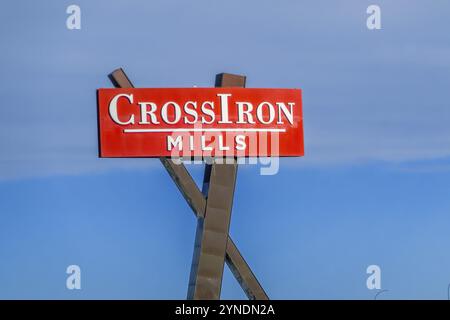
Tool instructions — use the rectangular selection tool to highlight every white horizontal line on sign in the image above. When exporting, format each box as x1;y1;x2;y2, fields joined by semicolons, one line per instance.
123;128;286;133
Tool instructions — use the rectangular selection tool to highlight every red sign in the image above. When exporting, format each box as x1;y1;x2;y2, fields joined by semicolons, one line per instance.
97;88;303;158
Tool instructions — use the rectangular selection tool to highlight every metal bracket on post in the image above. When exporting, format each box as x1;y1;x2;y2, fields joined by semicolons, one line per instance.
108;68;268;300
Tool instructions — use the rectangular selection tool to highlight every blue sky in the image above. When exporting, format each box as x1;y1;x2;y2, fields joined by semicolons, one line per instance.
0;0;450;299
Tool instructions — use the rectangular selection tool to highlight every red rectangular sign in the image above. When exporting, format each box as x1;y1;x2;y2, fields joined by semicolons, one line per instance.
97;88;304;158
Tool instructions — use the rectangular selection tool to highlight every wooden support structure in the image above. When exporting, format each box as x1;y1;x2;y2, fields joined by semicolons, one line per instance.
108;68;268;300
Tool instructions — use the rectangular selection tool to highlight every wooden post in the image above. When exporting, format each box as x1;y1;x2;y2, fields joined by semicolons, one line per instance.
187;73;244;300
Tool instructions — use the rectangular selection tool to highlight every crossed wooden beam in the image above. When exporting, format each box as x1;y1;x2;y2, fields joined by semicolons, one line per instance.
108;68;268;300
